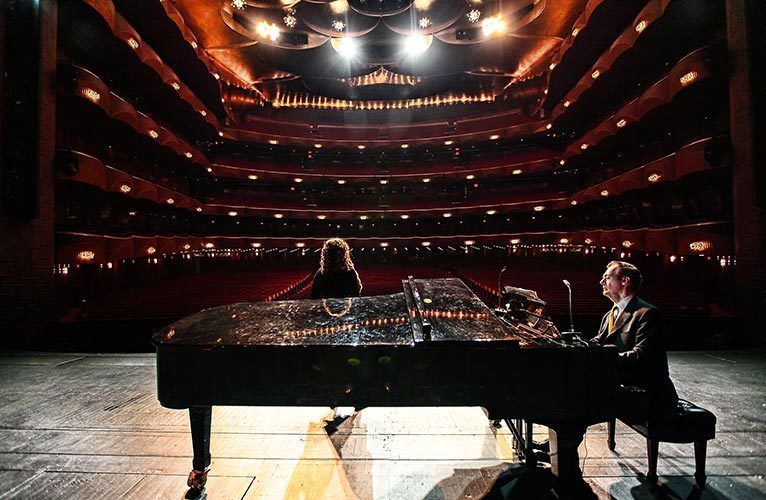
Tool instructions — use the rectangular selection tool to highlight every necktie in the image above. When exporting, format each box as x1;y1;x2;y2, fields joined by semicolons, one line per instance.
608;306;619;332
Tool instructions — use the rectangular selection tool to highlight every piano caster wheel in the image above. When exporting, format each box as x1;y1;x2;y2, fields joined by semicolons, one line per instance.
490;419;502;428
187;469;208;490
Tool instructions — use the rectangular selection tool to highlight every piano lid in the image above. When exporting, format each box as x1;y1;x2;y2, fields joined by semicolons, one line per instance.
154;293;413;347
153;278;521;347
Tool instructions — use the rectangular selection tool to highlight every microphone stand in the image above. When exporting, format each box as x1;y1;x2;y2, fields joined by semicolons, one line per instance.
562;280;581;341
498;266;507;309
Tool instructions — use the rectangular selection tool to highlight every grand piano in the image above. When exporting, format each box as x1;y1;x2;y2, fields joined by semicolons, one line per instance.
154;278;618;494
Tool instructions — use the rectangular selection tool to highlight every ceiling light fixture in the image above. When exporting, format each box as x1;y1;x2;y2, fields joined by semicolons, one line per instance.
268;139;278;145
400;214;410;219
317;215;327;220
512;169;522;175
422;178;431;183
248;174;258;180
418;17;431;29
401;144;409;149
444;140;454;145
482;16;506;37
337;179;346;184
404;35;432;55
231;0;246;10
127;38;139;49
314;143;322;148
332;20;346;32
329;0;348;14
486;210;496;215
533;205;545;212
616;118;627;128
466;174;475;180
283;14;297;28
274;213;283;218
467;9;481;23
357;145;366;150
379;179;388;184
489;134;500;140
635;20;648;33
442;212;452;218
293;177;303;183
256;21;280;41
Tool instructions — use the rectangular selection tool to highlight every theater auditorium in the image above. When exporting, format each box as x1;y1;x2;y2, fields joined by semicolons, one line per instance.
0;0;764;498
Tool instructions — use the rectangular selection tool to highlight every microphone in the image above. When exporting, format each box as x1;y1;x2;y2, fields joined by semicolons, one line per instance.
498;266;508;309
561;279;580;338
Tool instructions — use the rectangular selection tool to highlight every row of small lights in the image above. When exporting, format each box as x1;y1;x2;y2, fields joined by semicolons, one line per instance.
79;84;221;169
67;239;722;263
546;16;699;133
252;134;500;153
121;36;221;119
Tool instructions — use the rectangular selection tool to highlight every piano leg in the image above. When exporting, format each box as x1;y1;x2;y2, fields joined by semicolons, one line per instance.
525;420;536;467
548;423;588;498
188;406;212;490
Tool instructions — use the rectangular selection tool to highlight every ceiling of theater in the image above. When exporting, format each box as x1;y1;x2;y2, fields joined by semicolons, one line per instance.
171;0;586;111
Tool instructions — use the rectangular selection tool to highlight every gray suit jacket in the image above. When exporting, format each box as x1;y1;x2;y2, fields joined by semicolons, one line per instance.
594;296;678;416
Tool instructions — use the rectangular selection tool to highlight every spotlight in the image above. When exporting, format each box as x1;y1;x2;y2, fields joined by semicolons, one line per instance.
481;16;506;37
403;35;432;56
331;37;358;58
256;21;280;42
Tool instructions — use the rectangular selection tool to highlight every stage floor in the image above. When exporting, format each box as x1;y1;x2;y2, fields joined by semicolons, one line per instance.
0;351;763;499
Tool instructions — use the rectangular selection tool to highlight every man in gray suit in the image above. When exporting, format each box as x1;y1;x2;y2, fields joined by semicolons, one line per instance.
594;260;678;421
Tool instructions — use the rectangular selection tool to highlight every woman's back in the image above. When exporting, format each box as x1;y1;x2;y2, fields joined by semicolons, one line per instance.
311;268;362;299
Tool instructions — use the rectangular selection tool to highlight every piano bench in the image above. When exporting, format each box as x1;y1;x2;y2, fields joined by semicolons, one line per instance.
607;399;716;490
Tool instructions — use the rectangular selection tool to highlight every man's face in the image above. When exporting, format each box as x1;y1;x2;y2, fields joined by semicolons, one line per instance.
600;264;626;303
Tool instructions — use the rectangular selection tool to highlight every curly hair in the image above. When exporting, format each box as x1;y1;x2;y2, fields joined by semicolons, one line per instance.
319;238;355;275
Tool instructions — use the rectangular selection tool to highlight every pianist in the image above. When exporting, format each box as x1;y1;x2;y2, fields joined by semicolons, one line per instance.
594;260;678;420
551;261;678;495
311;238;363;299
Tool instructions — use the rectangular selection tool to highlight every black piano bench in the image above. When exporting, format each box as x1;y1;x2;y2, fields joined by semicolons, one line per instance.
607;399;716;489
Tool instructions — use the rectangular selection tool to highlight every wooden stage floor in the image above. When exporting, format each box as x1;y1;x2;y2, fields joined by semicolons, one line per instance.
0;351;763;499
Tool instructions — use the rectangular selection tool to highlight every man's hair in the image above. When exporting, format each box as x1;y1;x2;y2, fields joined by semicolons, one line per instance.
607;260;643;292
319;238;355;275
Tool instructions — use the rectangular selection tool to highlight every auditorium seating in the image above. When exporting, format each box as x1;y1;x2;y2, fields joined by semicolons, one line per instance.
78;268;313;321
